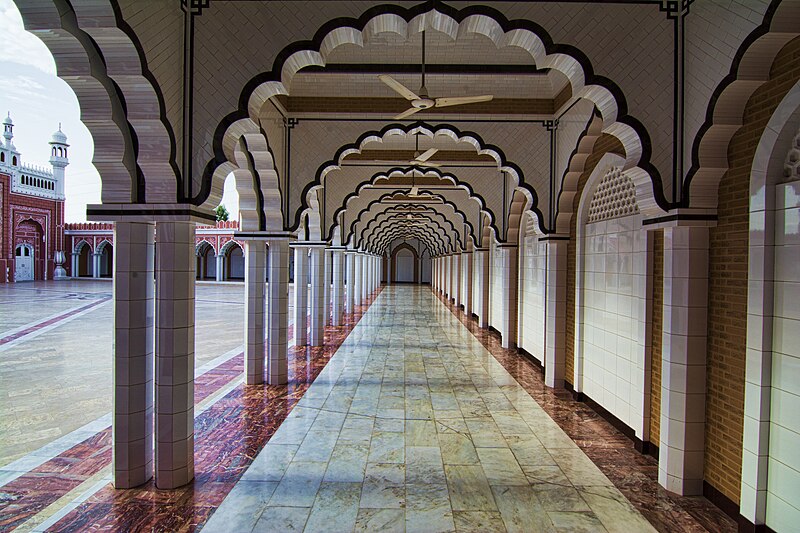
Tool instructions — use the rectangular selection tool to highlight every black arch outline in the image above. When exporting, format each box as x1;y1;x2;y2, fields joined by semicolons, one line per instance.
358;209;462;250
197;1;663;222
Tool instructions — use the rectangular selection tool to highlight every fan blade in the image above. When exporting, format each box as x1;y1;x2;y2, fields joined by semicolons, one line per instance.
394;107;422;120
415;148;438;162
411;160;440;168
378;75;420;101
409;186;419;196
434;95;493;107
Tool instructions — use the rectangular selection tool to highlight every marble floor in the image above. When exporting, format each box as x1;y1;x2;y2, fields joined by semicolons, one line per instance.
204;286;656;533
0;280;247;467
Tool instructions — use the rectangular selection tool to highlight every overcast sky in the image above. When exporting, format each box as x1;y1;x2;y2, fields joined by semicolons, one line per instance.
1;0;237;222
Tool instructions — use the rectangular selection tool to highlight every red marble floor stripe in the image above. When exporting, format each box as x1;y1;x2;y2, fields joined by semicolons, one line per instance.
435;291;736;533
0;309;317;532
43;289;383;533
0;296;112;346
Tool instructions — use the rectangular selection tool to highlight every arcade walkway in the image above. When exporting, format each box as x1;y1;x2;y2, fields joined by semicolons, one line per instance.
204;286;655;533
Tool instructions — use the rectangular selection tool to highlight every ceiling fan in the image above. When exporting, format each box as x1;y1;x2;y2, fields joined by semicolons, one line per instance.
372;131;440;174
378;30;494;120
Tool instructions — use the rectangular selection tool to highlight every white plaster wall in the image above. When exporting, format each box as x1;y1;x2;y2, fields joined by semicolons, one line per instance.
519;234;546;361
766;181;800;530
579;213;649;436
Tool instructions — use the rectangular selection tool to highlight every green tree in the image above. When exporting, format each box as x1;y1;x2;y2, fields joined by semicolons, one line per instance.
215;204;230;221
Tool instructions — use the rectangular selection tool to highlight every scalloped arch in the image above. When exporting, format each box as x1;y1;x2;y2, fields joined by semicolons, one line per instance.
206;3;661;228
359;208;462;250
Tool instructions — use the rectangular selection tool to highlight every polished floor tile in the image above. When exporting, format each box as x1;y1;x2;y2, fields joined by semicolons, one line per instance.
204;286;658;533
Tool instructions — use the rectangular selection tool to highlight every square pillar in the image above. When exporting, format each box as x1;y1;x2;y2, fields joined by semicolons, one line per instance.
499;245;518;349
360;254;368;302
348;253;364;304
154;221;196;489
345;251;356;314
293;246;308;346
244;240;267;384
267;239;290;385
463;251;473;317
323;249;332;326
452;253;461;305
331;249;345;326
543;239;568;388
658;226;709;496
112;221;155;488
475;249;490;328
92;252;101;278
309;247;325;346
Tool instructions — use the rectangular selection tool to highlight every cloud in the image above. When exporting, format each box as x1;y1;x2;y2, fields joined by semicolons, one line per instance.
0;0;56;75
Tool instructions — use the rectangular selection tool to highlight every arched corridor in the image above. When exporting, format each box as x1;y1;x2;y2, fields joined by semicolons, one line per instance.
3;1;800;531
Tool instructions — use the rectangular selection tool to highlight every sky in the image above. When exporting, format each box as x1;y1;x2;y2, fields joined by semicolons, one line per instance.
0;0;237;222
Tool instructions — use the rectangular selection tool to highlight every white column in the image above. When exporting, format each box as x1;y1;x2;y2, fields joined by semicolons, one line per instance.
444;255;451;299
112;221;154;488
365;255;372;297
244;241;266;385
309;246;325;346
266;239;289;385
154;221;195;489
215;254;224;282
475;249;490;328
92;252;101;278
345;251;356;314
461;252;473;318
361;254;369;301
543;239;568;388
71;251;79;278
499;245;518;349
293;246;308;346
353;253;363;307
324;249;332;326
331;249;345;326
453;254;461;306
658;226;709;496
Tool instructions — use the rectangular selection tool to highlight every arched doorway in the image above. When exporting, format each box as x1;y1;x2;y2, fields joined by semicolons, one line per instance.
14;244;34;281
78;243;93;277
196;241;216;280
391;244;419;284
14;219;45;281
225;242;244;280
97;242;113;278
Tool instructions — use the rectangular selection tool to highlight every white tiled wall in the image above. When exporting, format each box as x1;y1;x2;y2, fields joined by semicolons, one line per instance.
766;181;800;531
519;234;546;361
580;213;649;437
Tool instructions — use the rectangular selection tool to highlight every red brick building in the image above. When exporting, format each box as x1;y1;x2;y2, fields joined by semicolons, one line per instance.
0;114;68;283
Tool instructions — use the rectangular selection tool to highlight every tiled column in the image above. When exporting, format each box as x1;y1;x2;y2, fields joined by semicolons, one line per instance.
452;253;461;305
154;221;195;489
323;249;332;326
474;248;490;328
244;240;266;385
361;254;369;301
266;239;290;385
658;226;709;496
92;252;101;278
499;245;518;349
112;221;155;488
543;239;568;388
331;249;345;326
366;255;373;297
463;251;473;317
215;254;224;282
345;251;356;314
293;246;308;346
445;255;452;299
353;253;363;307
309;246;325;346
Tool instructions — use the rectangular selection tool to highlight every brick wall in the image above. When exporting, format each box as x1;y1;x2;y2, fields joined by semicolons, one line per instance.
565;134;625;385
704;36;800;503
650;229;663;447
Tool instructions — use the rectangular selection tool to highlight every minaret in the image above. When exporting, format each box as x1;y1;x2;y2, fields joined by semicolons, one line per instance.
49;123;69;198
2;113;12;147
2;113;20;167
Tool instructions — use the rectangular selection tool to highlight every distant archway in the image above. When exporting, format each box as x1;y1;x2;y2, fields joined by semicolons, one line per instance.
391;243;419;284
